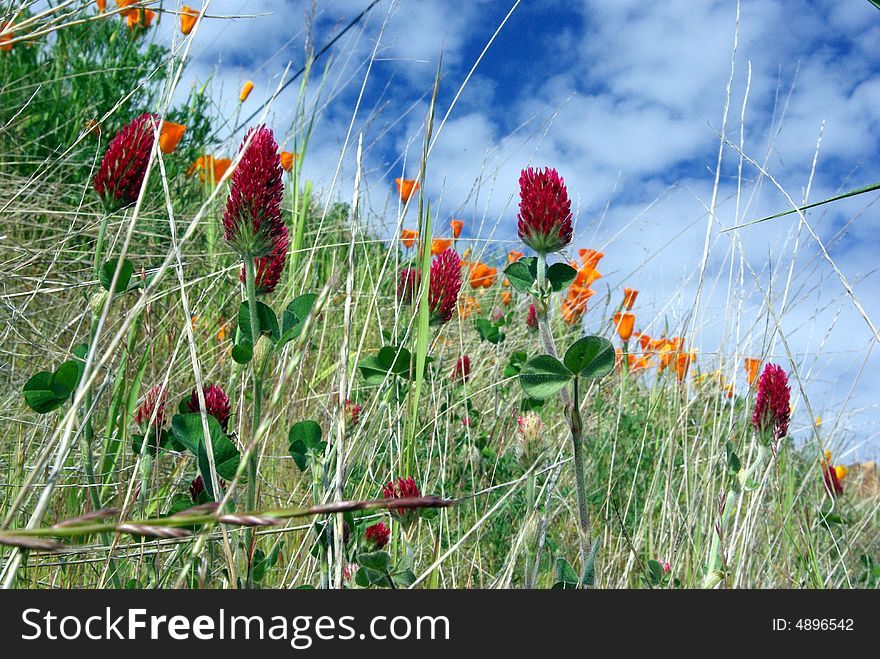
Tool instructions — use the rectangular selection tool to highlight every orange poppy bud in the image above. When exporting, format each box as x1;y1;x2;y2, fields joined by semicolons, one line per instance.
612;312;635;342
395;178;420;202
181;5;199;35
126;8;155;30
450;219;464;239
507;250;523;263
240;80;254;103
96;0;107;12
431;238;452;256
622;288;638;310
501;291;512;306
744;357;761;386
215;320;228;342
159;121;186;154
280;151;297;172
401;229;417;249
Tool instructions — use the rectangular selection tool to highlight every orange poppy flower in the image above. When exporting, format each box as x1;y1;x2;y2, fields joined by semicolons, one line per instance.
724;383;735;399
450;219;464;239
622;288;638;310
188;155;232;184
673;351;695;382
561;299;583;326
159;121;186;154
96;0;107;12
401;229;417;249
572;266;601;289
216;319;228;342
240;80;254;103
210;157;232;182
280;151;298;172
615;349;636;373
431;238;453;256
395;178;419;202
637;333;652;352
612;312;635;342
458;295;481;320
126;8;155;29
507;250;523;263
181;6;199;35
1;22;13;51
579;248;604;270
744;357;761;386
632;355;653;372
501;291;512;306
469;263;497;289
116;0;136;16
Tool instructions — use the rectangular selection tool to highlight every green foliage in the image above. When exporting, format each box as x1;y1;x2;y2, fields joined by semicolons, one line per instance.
22;345;87;413
563;336;615;378
171;413;241;498
288;420;325;471
519;354;572;400
503;257;576;293
100;258;134;293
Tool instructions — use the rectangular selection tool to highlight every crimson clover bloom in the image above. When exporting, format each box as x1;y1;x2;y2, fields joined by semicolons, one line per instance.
526;303;538;333
453;355;471;382
135;384;166;430
382;476;422;526
189;474;226;502
752;363;790;444
517;167;573;254
186;383;232;431
428;249;462;325
189;474;206;502
397;267;421;305
247;227;289;295
223;125;286;265
94;113;157;212
344;399;362;427
364;522;390;550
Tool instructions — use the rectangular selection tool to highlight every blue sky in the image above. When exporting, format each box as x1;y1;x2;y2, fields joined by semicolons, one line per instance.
152;0;880;459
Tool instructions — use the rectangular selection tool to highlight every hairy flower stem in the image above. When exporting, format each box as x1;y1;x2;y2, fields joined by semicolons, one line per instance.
524;472;537;587
704;442;769;588
77;214;122;589
243;257;263;588
534;254;591;568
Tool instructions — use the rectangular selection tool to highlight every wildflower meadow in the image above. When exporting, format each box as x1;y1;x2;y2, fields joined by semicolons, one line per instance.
0;0;878;601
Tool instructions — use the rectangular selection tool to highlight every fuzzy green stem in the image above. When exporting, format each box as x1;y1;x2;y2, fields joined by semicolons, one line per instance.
703;442;769;588
243;257;263;588
534;253;590;567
